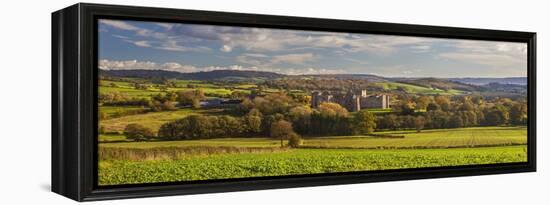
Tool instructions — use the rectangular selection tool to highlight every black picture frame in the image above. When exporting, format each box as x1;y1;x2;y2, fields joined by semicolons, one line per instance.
52;3;536;201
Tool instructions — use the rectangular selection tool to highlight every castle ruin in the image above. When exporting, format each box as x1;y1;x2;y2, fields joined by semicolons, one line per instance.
311;90;390;112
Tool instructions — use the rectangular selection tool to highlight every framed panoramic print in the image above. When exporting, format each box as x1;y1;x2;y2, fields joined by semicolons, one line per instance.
52;3;536;201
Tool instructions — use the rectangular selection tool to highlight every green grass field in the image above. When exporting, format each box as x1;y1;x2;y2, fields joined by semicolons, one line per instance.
375;82;464;95
99;126;526;149
100;106;148;119
99;108;195;133
100;79;251;99
98;145;527;185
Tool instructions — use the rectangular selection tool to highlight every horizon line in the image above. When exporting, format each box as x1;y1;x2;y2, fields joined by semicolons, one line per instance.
99;68;526;79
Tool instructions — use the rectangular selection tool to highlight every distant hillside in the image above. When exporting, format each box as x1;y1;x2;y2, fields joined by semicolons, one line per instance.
100;69;285;81
391;77;481;92
299;74;389;82
448;77;527;85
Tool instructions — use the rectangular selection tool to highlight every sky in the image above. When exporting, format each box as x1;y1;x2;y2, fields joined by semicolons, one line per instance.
98;19;527;78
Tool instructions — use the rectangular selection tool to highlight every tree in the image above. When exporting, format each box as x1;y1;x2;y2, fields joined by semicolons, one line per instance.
318;102;349;117
448;114;464;128
509;103;527;125
426;102;440;112
216;115;242;137
288;106;312;135
98;125;106;134
252;93;294;115
414;116;425;132
243;108;263;134
484;106;509;126
134;83;149;90
178;89;205;108
162;101;177;111
435;96;451;111
424;110;450;129
287;133;303;148
393;100;415;115
379;114;399;130
270;120;295;147
124;123;155;141
310;103;351;136
230;90;248;99
415;96;431;110
99;111;107;120
352;110;376;135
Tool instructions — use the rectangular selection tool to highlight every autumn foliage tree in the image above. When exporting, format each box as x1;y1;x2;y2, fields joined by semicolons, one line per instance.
352;110;377;135
178;89;205;108
124;123;155;141
270;120;295;147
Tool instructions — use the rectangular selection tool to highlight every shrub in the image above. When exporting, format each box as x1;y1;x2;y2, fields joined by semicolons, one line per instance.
124;123;155;141
287;133;303;148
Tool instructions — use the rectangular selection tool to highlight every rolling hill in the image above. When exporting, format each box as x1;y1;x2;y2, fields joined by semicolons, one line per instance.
100;69;285;81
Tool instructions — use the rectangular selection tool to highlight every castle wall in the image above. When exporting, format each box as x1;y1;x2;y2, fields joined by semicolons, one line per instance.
311;90;389;111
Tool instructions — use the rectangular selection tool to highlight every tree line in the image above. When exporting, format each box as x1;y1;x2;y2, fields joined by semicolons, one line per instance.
122;92;527;145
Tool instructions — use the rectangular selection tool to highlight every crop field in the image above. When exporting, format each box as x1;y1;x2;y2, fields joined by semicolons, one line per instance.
98;145;527;185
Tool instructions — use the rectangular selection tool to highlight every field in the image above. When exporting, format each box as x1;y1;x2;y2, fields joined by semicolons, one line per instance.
100;109;195;133
99;108;227;133
100;126;526;149
98;126;527;185
100;79;252;99
375;82;464;95
99;145;526;185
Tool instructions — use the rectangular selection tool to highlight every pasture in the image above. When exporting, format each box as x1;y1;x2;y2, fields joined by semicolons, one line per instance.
99;108;194;133
100;79;253;99
99;126;527;149
375;82;464;95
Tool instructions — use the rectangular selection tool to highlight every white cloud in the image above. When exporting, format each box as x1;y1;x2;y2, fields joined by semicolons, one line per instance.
438;40;527;72
220;45;232;52
155;23;174;30
410;45;431;53
112;34;129;39
100;20;141;31
100;20;441;56
271;53;315;64
236;53;316;67
438;52;525;67
99;59;346;75
156;40;211;52
132;41;152;48
100;20;210;53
